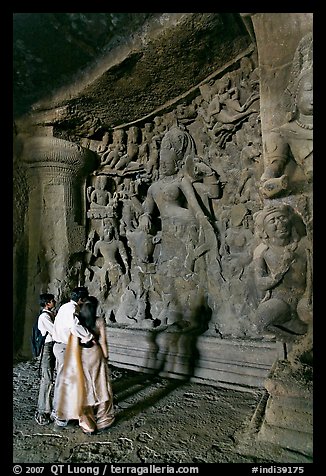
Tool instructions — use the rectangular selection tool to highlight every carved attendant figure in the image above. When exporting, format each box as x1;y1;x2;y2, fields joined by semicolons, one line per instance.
201;76;258;147
93;219;129;293
253;204;309;341
100;129;126;168
87;175;118;220
89;175;112;208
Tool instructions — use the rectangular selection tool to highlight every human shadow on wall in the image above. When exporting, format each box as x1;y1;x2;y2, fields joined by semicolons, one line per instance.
113;297;211;424
147;295;212;378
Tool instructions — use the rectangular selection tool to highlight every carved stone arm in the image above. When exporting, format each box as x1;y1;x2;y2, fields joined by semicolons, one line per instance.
119;242;129;270
180;175;210;222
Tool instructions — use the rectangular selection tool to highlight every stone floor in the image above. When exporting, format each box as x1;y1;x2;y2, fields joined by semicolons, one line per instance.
13;358;313;465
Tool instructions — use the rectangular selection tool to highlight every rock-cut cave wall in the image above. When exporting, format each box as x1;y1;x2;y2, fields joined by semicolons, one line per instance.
13;14;312;399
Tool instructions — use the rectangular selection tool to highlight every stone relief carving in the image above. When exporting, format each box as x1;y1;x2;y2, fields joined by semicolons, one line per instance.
142;126;213;276
253;204;309;342
113;126;140;171
17;45;312;356
221;204;254;281
79;54;264;339
260;33;313;201
140;125;223;327
114;213;157;328
198;71;259;148
99;129;126;168
87;175;118;219
92;218;129;296
256;34;313;368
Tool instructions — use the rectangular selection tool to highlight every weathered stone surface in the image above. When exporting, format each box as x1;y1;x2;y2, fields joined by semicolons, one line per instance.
106;326;283;390
14;13;252;140
256;360;313;456
258;422;313;456
13;13;313;459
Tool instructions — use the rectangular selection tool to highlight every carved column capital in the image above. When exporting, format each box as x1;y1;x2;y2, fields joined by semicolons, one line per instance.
20;135;98;183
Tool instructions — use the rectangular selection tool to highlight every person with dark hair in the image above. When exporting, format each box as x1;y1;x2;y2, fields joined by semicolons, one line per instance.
56;296;115;434
34;293;56;425
51;286;93;427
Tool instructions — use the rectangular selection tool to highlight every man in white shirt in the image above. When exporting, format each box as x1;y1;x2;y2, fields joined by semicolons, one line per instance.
52;286;93;427
34;293;56;425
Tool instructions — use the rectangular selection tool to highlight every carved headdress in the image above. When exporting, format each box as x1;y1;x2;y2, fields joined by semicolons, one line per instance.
283;33;313;117
160;125;196;166
254;204;292;240
254;204;305;242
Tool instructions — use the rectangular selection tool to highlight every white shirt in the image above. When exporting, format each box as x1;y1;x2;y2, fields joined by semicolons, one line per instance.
52;300;93;344
38;309;55;344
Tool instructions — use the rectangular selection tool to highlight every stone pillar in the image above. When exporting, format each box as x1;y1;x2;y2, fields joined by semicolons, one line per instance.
257;360;313;457
245;13;313;457
19;135;98;357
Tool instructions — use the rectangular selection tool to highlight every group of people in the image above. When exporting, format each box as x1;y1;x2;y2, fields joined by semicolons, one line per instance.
34;287;115;435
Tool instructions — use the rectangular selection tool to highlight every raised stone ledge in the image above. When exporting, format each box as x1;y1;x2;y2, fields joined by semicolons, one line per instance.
107;326;282;392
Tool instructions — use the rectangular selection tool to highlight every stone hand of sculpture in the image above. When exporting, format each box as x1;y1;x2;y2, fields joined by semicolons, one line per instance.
152;231;162;245
195;210;212;225
193;160;213;179
271;269;289;287
260;174;289;199
139;213;152;230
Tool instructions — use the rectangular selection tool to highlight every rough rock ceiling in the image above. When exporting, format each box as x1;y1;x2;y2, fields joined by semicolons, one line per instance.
13;13;253;140
13;13;155;117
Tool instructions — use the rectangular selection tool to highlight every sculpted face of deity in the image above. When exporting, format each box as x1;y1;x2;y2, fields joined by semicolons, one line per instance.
159;147;178;177
296;71;313;117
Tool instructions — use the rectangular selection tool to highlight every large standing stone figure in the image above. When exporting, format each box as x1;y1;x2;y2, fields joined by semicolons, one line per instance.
141;125;214;278
260;33;313;201
140;125;221;325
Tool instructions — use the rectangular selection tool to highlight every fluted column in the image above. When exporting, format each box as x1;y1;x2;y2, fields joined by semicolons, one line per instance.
19;135;98;357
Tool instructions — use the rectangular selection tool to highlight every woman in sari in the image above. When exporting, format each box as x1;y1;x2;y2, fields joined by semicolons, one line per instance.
56;296;115;434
